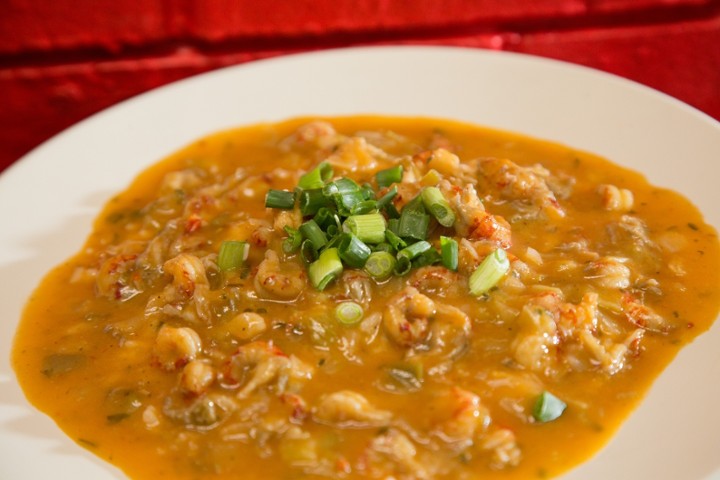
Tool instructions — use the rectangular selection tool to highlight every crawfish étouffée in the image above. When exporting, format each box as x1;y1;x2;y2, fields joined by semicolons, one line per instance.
12;116;720;479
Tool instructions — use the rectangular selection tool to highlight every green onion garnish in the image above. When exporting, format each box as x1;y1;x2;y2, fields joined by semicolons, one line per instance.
440;236;458;271
397;208;429;241
351;200;377;215
397;240;432;261
299;189;329;216
338;233;372;268
384;229;407;252
298;162;333;190
335;301;364;326
314;207;339;230
387;218;400;234
343;213;386;244
394;255;412;276
265;189;295;209
376;165;403;188
385;202;401;219
532;391;567;423
360;183;375;201
412;248;442;268
282;226;302;254
308;247;343;290
324;177;360;196
373;242;393;253
421;186;455;227
332;191;365;216
364;251;396;281
469;248;510;296
376;186;397;210
217;241;249;271
326;225;339;238
264;165;495;290
299;219;328;251
300;239;317;264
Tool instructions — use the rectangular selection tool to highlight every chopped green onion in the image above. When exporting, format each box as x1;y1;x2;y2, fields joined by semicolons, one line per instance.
298;162;333;190
299;220;327;250
351;200;377;215
387;218;400;234
265;189;295;209
384;202;401;219
343;213;386;244
338;233;372;268
360;183;376;201
308;248;343;290
412;248;442;268
469;248;510;296
402;194;425;214
421;187;455;227
376;165;403;188
335;301;364;326
325;232;343;250
532;391;567;423
440;236;458;271
397;209;430;241
326;225;339;237
394;255;412;276
282;226;302;254
323;177;360;196
218;241;249;271
398;240;432;261
299;189;329;216
373;242;393;253
376;186;397;210
332;191;365;216
314;207;339;230
364;251;396;281
384;229;407;251
300;239;317;264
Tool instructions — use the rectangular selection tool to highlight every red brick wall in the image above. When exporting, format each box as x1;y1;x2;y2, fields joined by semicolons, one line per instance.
1;0;718;172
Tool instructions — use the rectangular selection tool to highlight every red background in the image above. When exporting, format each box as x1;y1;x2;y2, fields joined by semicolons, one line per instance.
1;0;719;173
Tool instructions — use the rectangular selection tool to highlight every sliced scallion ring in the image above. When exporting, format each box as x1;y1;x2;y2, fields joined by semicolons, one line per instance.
265;189;295;209
299;219;328;251
298;161;333;190
384;229;407;252
343;213;386;244
282;226;302;254
376;186;398;210
335;301;364;326
338;233;372;268
469;248;510;296
397;197;429;241
412;248;441;268
394;255;412;276
421;186;456;227
376;165;403;188
397;240;432;261
364;251;396;280
308;247;343;290
218;241;249;271
299;188;329;216
440;236;458;271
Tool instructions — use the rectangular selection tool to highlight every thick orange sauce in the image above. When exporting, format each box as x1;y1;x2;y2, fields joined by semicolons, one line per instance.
12;116;720;479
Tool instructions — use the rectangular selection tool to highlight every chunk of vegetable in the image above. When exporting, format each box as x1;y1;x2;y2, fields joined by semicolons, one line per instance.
533;391;567;423
469;248;510;295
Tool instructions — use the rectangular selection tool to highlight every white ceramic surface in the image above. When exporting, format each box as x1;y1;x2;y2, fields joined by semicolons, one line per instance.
1;46;719;480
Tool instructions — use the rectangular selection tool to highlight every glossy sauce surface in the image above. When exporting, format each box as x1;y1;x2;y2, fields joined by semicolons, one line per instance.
12;117;720;479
